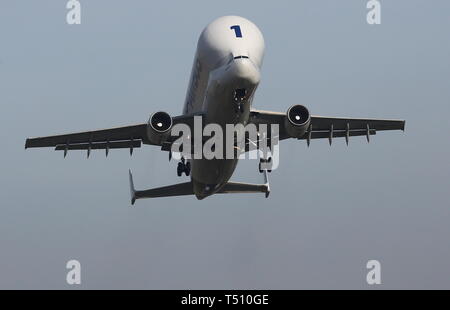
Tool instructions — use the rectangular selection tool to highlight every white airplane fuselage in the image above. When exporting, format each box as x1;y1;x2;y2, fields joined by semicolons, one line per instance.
182;16;265;199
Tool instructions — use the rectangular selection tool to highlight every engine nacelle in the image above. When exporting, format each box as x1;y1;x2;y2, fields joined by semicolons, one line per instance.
284;105;311;138
147;111;173;144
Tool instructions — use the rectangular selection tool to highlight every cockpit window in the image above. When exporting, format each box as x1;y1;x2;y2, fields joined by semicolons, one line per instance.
234;56;249;59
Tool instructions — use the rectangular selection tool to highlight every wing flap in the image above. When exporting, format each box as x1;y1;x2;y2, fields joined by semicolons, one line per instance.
54;140;141;151
306;129;376;140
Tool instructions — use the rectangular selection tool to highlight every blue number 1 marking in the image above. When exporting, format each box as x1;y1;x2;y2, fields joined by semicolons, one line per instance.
230;25;242;38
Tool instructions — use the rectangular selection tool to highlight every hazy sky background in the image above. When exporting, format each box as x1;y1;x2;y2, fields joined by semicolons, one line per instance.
0;0;449;289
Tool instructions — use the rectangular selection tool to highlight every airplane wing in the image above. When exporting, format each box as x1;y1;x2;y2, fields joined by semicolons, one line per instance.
248;109;405;145
25;114;201;156
25;123;148;155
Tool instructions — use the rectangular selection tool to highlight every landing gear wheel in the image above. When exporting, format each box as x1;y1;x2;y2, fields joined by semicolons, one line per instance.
177;162;183;177
259;157;273;173
239;103;245;113
259;159;266;173
185;162;191;176
267;157;272;173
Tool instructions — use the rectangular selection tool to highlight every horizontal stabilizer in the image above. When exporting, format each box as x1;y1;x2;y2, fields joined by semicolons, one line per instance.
218;181;269;197
129;170;193;204
134;182;193;199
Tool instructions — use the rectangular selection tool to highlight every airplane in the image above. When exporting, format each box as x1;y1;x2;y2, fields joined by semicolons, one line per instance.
25;16;405;204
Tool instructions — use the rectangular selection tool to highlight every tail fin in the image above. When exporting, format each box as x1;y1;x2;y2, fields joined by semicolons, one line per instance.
129;169;136;205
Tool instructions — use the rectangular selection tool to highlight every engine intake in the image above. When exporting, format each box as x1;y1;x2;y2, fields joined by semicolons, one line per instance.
147;111;173;144
284;105;311;138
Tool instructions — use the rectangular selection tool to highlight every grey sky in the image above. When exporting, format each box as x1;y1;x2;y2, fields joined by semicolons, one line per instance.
0;0;449;289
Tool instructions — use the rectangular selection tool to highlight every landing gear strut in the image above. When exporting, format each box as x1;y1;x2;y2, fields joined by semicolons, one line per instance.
257;156;271;198
177;157;191;177
236;103;245;113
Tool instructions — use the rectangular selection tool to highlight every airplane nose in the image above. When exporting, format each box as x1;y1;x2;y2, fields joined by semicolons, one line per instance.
227;57;260;86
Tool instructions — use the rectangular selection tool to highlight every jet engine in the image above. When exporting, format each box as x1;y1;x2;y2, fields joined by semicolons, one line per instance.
284;105;311;138
147;111;173;144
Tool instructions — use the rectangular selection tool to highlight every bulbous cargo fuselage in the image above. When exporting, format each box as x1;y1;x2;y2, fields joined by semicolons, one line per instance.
181;16;265;199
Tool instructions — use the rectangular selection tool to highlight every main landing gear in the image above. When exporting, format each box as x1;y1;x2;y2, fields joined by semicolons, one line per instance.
177;157;191;177
259;156;273;173
258;156;272;198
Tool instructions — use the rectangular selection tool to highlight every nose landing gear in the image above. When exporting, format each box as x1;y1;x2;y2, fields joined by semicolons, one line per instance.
234;88;247;114
177;157;191;177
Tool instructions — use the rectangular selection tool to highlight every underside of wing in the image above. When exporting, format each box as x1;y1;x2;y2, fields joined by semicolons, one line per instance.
309;115;405;132
25;124;147;150
248;109;405;146
305;115;405;145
